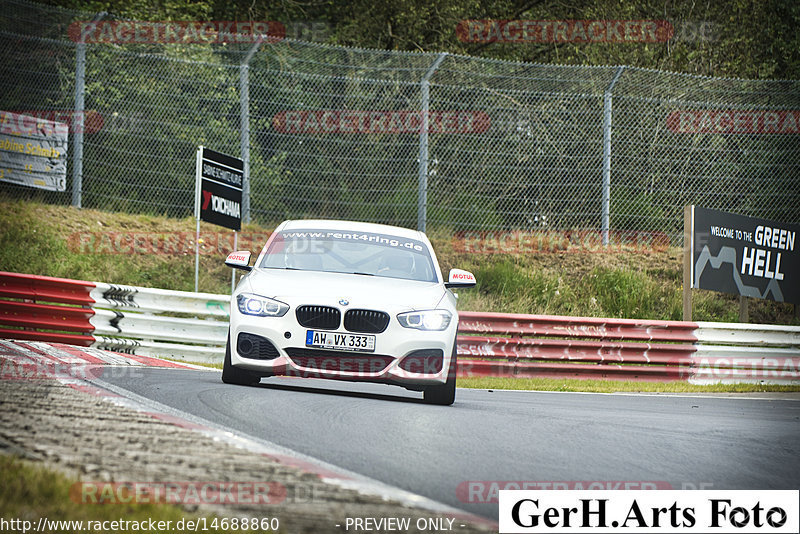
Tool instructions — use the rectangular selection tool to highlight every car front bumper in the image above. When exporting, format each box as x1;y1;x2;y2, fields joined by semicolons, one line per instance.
229;310;456;387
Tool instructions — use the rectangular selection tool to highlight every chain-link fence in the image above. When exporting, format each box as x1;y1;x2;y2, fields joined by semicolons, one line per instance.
2;0;799;244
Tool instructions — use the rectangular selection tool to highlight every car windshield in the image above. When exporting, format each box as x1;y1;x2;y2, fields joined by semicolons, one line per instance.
259;229;438;283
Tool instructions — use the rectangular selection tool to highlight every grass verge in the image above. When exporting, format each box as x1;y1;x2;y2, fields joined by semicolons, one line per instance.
0;455;265;533
458;377;800;393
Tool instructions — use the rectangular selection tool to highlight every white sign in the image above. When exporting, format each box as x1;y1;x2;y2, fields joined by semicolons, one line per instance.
0;110;69;191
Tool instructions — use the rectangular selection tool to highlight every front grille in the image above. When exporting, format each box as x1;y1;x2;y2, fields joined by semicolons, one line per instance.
237;332;280;360
295;305;340;329
344;309;390;333
284;347;394;373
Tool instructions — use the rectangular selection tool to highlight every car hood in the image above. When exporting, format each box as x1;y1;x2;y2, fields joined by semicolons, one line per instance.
242;268;448;311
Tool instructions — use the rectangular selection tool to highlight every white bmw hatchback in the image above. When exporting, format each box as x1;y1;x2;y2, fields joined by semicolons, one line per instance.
223;219;476;405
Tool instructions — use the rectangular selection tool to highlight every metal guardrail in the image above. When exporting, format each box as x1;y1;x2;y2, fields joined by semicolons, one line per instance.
457;311;800;384
0;271;228;363
1;271;798;383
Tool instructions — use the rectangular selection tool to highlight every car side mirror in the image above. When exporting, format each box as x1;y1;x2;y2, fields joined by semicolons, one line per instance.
225;250;252;271
445;268;476;289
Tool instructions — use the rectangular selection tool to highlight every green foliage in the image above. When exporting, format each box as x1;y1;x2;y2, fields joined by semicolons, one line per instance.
10;0;798;236
42;0;798;79
74;45;240;218
611;192;665;234
428;189;506;231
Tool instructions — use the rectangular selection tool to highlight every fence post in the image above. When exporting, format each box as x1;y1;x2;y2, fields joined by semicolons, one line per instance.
417;52;447;233
601;66;625;245
240;36;264;225
71;41;84;208
71;13;106;209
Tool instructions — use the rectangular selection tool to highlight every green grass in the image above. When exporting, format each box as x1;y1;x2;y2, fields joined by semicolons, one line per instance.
0;197;244;294
458;377;800;393
0;455;268;533
1;195;797;324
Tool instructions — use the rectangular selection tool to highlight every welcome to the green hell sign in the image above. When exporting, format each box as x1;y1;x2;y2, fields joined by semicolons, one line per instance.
709;224;796;281
690;207;799;305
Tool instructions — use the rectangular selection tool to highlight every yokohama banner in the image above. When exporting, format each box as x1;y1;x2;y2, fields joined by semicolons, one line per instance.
195;147;243;231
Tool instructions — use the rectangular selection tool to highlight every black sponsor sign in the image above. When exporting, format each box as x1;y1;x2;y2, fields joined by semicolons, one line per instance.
197;147;242;230
690;206;799;304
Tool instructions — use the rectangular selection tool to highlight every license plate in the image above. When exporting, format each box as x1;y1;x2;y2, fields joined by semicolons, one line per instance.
305;330;375;352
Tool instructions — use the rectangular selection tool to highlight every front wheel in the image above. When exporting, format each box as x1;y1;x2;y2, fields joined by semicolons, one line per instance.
222;334;261;386
423;345;457;406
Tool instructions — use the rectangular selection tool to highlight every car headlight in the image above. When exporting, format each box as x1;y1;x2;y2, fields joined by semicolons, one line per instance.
397;310;452;331
236;293;289;317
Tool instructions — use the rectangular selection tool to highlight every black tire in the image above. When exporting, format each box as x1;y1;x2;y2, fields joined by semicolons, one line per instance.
222;334;261;386
423;344;457;406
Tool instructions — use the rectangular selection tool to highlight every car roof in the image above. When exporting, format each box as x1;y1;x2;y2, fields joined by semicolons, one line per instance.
278;219;428;242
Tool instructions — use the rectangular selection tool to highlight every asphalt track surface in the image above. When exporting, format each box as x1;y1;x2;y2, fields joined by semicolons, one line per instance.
102;368;800;520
